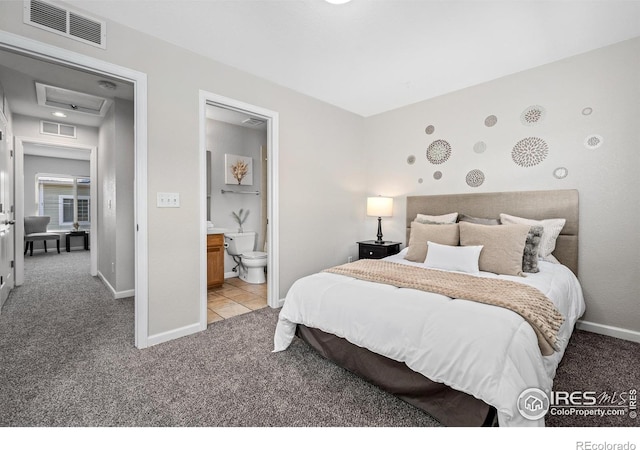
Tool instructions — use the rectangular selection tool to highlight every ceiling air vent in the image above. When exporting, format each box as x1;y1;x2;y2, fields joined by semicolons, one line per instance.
24;0;106;49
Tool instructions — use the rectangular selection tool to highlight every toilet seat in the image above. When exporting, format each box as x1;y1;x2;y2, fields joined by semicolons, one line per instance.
242;251;267;260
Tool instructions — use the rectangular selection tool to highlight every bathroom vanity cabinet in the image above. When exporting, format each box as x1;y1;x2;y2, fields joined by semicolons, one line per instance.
207;233;224;288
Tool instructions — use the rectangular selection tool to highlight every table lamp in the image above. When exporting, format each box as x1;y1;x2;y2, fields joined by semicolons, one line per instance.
367;196;393;244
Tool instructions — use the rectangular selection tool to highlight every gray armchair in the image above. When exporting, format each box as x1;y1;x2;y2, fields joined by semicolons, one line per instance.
24;216;60;256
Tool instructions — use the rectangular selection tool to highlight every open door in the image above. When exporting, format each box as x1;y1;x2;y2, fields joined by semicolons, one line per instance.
0;114;15;309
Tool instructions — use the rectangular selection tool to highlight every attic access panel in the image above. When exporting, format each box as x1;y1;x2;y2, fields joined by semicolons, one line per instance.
35;82;112;117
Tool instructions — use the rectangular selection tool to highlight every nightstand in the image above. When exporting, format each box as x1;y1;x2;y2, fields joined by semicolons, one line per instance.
357;240;401;260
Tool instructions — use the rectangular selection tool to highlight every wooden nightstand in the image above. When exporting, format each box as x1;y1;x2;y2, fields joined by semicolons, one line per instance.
357;240;401;260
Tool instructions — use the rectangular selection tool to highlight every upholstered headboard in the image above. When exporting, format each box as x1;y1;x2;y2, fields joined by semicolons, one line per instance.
406;189;579;275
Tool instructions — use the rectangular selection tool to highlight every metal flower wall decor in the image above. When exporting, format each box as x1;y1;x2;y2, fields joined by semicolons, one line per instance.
426;139;452;164
511;137;549;167
520;105;546;126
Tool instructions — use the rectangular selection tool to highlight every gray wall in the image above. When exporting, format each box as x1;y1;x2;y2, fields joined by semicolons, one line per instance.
363;37;640;333
0;2;366;336
23;154;90;218
207;119;266;274
97;99;134;293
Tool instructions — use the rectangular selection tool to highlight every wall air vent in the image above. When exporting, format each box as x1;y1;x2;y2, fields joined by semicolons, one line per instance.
24;0;106;49
242;118;266;127
40;120;77;138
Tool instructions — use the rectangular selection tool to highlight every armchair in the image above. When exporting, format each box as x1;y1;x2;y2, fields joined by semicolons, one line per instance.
24;216;60;256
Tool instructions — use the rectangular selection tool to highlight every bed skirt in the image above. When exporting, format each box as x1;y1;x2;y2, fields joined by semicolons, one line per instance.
296;324;497;427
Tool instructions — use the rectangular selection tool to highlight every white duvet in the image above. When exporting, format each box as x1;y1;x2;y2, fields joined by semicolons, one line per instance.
273;249;585;427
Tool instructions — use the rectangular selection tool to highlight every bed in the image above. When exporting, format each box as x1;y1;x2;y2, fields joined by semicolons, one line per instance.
274;189;585;427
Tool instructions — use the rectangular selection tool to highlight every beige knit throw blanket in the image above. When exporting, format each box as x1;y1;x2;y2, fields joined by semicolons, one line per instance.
323;259;564;356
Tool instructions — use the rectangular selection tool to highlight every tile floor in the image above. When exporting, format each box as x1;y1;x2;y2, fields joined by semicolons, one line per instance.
207;277;268;324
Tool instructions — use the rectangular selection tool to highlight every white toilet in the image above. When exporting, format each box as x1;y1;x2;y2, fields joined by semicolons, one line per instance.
224;231;267;284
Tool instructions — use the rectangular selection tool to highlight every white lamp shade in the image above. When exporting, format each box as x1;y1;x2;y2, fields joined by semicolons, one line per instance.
367;196;393;217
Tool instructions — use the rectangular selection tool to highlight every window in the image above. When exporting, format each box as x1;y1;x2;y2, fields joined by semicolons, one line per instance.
36;174;90;228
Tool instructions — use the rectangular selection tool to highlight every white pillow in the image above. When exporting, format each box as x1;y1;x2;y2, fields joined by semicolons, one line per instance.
415;212;458;224
499;213;566;262
424;241;483;274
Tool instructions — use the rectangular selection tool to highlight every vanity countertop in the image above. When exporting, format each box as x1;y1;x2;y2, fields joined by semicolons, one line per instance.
207;227;231;235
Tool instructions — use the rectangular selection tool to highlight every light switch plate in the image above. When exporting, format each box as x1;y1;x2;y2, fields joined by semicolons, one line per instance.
157;192;180;208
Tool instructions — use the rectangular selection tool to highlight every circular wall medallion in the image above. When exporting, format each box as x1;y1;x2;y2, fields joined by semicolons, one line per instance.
473;141;487;154
433;171;442;180
553;167;568;179
484;115;498;127
426;139;452;164
512;137;549;167
584;134;603;149
425;125;435;135
582;107;593;116
407;155;416;165
466;169;485;187
418;178;424;184
520;105;546;126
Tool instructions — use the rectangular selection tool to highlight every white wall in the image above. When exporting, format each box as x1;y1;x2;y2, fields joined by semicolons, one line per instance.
0;2;365;337
363;37;640;334
11;113;98;147
97;99;134;293
207;119;266;274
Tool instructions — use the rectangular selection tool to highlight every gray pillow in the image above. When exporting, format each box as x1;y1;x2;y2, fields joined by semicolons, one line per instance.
523;225;543;273
458;213;501;225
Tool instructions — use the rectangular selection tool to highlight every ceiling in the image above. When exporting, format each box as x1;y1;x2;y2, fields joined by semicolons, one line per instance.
61;0;640;117
0;48;133;127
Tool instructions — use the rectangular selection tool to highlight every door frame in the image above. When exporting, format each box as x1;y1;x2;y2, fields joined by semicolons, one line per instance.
0;30;150;348
198;90;280;330
14;138;97;281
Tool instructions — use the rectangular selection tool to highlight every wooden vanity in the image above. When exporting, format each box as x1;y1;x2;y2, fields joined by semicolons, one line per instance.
207;233;224;288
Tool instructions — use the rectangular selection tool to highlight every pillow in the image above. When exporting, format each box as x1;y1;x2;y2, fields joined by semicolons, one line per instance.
459;221;531;276
404;222;460;262
523;225;543;273
424;241;483;274
457;213;500;226
415;212;458;224
499;213;566;262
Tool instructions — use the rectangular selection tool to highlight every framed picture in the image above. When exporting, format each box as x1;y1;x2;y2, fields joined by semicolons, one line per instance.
224;154;253;186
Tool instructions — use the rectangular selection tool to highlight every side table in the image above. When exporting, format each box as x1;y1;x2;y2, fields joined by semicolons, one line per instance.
66;231;89;252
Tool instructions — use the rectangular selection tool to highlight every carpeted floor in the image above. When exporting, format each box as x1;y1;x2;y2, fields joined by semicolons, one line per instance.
0;251;638;427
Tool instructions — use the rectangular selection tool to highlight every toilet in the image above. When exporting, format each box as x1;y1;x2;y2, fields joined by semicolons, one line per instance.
224;231;267;284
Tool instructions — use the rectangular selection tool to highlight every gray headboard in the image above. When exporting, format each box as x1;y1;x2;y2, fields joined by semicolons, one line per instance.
406;189;579;275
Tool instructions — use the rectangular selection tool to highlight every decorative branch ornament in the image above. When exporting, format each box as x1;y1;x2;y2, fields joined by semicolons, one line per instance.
231;159;249;185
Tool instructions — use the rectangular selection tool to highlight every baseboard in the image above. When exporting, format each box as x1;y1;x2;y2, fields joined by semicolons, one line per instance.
275;297;285;308
97;271;135;299
147;322;203;347
576;320;640;344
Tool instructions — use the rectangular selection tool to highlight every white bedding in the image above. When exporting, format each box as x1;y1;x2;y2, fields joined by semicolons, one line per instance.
273;248;585;427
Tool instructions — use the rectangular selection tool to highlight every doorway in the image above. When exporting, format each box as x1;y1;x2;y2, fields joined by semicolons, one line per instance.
0;30;149;348
14;138;97;282
198;90;279;331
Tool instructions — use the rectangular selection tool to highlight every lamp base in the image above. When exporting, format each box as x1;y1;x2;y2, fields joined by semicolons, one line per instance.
375;217;384;244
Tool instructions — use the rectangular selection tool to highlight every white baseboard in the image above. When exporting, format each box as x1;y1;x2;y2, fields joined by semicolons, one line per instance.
576;320;640;344
224;272;239;279
147;322;203;347
97;271;135;299
275;297;285;308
